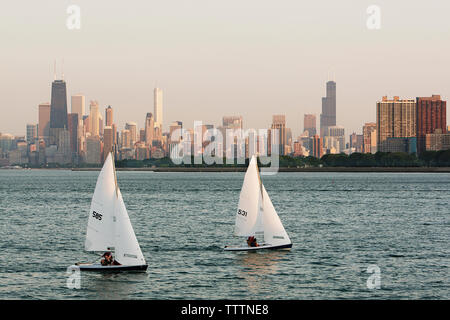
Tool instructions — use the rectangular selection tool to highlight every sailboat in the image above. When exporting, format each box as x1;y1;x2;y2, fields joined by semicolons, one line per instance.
224;155;292;251
71;152;148;271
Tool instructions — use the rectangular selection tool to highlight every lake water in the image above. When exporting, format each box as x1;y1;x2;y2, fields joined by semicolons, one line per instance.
0;170;448;299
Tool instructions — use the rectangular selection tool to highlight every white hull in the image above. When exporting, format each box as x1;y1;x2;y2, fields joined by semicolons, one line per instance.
223;243;292;252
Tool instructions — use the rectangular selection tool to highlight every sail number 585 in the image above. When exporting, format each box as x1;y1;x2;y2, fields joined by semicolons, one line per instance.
92;211;102;220
237;209;247;217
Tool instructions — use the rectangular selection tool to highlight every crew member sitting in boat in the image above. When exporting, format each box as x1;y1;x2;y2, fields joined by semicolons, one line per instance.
101;252;121;266
247;236;259;247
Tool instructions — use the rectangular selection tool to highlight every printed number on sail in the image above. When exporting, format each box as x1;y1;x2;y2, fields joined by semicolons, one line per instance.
237;209;247;217
92;211;102;220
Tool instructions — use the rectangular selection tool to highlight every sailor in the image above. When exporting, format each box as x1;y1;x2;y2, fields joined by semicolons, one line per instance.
247;236;259;247
101;251;113;266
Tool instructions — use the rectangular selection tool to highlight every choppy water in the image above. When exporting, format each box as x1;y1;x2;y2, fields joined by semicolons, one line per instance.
0;170;449;299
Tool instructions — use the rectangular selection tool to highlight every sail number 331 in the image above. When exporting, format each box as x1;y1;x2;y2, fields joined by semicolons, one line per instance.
237;209;248;217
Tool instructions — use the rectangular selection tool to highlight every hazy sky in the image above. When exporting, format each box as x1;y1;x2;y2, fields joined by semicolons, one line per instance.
1;0;449;137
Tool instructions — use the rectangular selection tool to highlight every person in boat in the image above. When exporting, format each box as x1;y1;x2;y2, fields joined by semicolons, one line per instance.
100;252;122;266
101;251;113;266
247;236;259;247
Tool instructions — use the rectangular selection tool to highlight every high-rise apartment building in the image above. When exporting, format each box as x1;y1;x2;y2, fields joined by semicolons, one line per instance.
416;95;447;154
363;122;377;154
377;96;416;152
320;81;336;137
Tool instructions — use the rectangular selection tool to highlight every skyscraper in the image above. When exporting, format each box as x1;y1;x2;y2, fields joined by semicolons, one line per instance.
105;105;113;127
362;122;377;153
416;95;447;154
49;79;68;145
71;95;85;122
145;113;154;146
304;114;317;137
312;134;323;158
125;122;137;147
86;135;101;164
89;101;100;137
121;129;131;149
26;124;37;144
154;88;163;129
376;96;416;152
326;125;345;153
38;103;51;140
67;113;79;160
271;115;286;156
320;81;336;137
103;126;114;162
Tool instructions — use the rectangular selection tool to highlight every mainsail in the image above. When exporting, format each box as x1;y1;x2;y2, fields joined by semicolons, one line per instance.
234;156;260;236
233;155;291;246
84;153;146;266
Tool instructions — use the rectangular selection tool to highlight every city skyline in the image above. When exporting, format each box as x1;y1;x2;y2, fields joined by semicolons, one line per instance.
1;1;450;137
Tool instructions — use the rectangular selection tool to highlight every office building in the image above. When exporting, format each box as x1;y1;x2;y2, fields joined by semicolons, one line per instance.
320;81;336;137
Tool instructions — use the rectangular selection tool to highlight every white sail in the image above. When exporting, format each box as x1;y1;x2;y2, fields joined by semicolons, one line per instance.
234;156;261;236
85;153;116;251
85;152;146;266
261;185;291;246
113;188;146;266
233;155;291;247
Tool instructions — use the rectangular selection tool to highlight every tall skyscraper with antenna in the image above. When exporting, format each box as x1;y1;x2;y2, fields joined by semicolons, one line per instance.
320;80;336;137
49;75;68;145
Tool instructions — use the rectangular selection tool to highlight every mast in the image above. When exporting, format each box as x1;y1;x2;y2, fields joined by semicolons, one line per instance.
111;151;119;197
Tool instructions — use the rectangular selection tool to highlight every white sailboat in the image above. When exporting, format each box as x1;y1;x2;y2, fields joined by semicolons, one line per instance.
72;152;148;271
224;155;292;251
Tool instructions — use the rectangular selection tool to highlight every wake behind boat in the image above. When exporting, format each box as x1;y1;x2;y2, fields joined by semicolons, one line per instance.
224;155;292;252
71;152;148;272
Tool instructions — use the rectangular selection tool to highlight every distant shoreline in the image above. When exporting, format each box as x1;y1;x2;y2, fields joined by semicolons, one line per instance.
3;167;450;173
67;167;450;173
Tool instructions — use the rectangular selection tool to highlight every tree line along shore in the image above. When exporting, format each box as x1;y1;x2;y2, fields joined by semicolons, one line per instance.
6;150;450;172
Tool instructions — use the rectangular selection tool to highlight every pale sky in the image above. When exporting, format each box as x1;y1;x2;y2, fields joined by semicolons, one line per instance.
1;0;449;138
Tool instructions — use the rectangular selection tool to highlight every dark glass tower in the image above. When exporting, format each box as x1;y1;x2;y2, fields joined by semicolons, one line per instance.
320;81;336;137
49;80;68;145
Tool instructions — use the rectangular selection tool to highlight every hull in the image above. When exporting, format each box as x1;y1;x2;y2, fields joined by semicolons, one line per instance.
223;243;292;252
72;263;148;272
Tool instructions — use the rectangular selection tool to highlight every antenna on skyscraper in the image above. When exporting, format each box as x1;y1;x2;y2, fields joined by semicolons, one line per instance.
62;58;65;80
54;60;57;80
